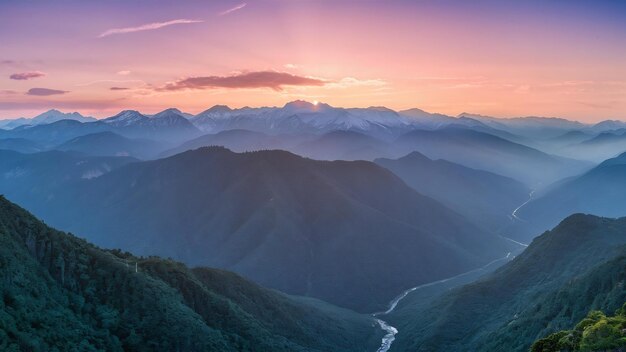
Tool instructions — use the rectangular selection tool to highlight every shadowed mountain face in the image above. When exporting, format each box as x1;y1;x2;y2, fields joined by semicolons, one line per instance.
387;214;626;352
159;129;307;158
0;138;45;153
291;130;393;161
55;131;166;159
554;130;626;162
0;109;202;148
0;196;382;352
375;152;530;232
519;151;626;238
0;149;136;214
394;127;591;187
5;147;514;312
0;119;112;147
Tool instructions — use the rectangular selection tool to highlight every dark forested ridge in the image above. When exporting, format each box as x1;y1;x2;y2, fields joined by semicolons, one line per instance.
387;214;626;352
0;196;381;351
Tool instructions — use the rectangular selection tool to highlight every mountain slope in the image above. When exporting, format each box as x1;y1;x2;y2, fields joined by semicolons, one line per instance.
22;147;514;312
292;130;392;161
387;214;626;351
375;152;530;231
394;127;591;186
519;151;626;238
0;119;112;146
0;196;382;351
0;138;45;153
0;150;136;215
55;131;165;159
159;129;300;157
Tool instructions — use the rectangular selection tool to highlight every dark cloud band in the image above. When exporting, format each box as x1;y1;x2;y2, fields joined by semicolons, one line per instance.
10;71;46;80
159;71;326;92
26;88;68;96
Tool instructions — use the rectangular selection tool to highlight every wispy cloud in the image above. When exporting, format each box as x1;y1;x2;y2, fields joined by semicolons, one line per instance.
326;77;387;89
75;79;145;87
110;87;130;91
116;70;131;76
98;19;203;38
158;71;326;92
26;88;68;96
9;71;46;80
219;3;247;16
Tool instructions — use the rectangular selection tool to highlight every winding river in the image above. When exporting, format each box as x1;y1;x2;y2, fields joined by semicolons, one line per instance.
372;190;535;351
371;252;513;351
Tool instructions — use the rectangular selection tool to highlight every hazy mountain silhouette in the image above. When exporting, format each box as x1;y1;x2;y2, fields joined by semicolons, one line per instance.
519;151;626;236
376;151;530;231
23;147;514;312
394;127;591;186
55;131;166;159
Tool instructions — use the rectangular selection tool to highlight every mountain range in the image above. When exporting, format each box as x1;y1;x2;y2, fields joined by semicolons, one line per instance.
0;109;96;129
3;102;626;351
0;147;517;312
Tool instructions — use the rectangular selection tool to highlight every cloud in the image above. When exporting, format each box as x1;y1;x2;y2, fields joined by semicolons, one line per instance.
0;99;124;111
117;70;131;75
9;71;46;80
26;88;68;96
158;71;326;91
110;87;130;91
76;79;145;87
98;19;203;38
284;63;300;69
326;77;387;89
219;3;247;16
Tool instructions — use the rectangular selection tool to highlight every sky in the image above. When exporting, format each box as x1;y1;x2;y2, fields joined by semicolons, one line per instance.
1;0;626;122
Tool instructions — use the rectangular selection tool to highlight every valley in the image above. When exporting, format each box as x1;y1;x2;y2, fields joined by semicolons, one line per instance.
2;102;626;351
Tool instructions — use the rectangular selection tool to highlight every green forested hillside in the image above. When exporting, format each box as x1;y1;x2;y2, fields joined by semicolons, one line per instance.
531;304;626;352
387;214;626;351
0;196;380;351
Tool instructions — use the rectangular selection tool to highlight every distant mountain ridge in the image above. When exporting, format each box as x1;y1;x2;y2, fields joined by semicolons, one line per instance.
0;109;95;129
375;151;530;231
518;150;626;238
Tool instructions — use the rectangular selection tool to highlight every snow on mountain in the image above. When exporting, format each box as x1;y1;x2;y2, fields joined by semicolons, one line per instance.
0;109;95;129
103;110;148;127
190;100;414;134
31;109;96;125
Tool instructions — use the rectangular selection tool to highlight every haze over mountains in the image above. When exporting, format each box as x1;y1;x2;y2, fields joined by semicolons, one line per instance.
0;147;517;312
3;102;626;351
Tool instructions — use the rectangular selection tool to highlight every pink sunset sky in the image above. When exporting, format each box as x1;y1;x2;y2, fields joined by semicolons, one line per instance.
1;0;625;121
